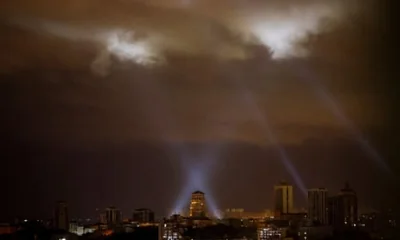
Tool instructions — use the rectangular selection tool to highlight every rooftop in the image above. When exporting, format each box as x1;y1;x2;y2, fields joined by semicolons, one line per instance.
192;190;204;195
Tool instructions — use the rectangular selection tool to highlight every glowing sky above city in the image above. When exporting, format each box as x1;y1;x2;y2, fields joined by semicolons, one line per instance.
4;0;348;73
0;0;398;220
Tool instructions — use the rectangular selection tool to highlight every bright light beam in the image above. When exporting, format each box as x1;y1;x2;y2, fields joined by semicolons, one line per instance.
292;62;392;174
171;157;221;219
229;66;307;196
128;72;210;217
133;72;222;218
171;166;201;215
190;160;221;219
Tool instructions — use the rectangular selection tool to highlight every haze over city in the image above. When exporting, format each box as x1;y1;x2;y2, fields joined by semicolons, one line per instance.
1;0;399;231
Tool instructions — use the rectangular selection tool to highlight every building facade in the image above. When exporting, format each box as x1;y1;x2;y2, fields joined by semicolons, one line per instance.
274;182;294;217
133;208;155;223
189;191;206;217
224;208;273;220
55;201;69;230
308;188;328;225
105;207;122;227
328;182;358;228
158;218;184;240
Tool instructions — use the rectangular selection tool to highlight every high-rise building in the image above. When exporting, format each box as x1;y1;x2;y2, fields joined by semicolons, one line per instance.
133;208;155;223
274;181;294;216
105;207;122;227
55;201;69;230
308;188;328;225
189;191;206;217
328;182;358;228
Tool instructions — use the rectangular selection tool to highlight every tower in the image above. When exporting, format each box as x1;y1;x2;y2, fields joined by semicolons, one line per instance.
105;206;122;227
54;201;69;230
328;182;358;228
189;191;206;217
274;181;294;216
308;188;328;225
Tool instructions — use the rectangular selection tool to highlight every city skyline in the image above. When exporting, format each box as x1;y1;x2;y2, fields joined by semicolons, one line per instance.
5;181;361;222
1;0;399;225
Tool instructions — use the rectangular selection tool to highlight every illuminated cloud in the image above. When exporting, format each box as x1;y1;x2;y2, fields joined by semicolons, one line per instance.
2;0;351;74
8;20;164;75
137;0;346;59
103;30;160;65
253;6;342;58
34;22;162;66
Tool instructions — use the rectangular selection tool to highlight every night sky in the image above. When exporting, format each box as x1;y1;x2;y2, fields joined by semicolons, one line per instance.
1;0;399;221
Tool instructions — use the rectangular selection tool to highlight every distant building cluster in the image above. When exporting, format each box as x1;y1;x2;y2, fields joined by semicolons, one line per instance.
0;181;397;240
156;182;396;240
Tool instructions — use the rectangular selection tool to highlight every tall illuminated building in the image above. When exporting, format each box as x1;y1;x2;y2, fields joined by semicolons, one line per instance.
308;188;328;225
274;181;294;216
54;201;69;230
189;191;206;217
